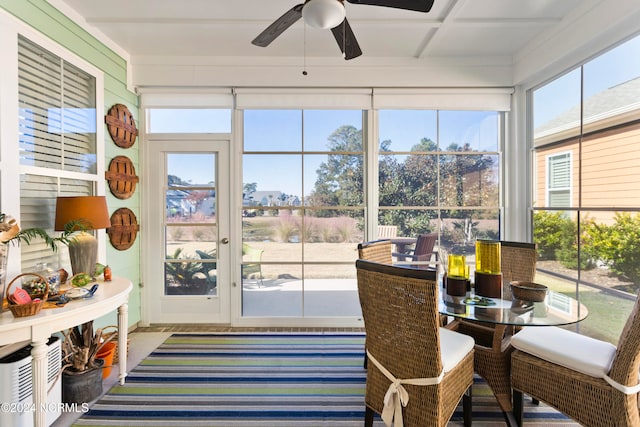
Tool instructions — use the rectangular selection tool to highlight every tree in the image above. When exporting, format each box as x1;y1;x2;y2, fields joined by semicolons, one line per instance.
243;182;257;198
308;125;364;217
439;143;496;218
309;126;497;238
168;174;189;186
378;138;439;236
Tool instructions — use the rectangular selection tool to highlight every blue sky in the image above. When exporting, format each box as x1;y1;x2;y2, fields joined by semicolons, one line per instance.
534;34;640;127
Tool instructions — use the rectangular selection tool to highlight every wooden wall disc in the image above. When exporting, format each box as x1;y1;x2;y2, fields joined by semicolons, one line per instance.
107;208;139;251
105;156;139;199
105;104;138;148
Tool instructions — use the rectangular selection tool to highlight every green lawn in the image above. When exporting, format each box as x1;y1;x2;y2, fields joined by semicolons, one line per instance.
536;271;635;344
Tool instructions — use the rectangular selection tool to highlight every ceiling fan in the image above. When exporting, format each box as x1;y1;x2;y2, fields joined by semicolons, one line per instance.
251;0;434;60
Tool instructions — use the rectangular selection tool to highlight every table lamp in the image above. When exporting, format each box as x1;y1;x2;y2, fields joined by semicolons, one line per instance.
55;196;111;278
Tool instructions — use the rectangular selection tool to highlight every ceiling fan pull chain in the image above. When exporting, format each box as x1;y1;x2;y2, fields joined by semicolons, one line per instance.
303;22;308;75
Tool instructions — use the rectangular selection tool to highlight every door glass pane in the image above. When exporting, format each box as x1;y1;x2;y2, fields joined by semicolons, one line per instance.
168;153;215;186
164;153;218;296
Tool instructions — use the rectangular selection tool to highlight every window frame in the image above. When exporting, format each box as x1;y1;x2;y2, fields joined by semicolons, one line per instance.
0;14;105;277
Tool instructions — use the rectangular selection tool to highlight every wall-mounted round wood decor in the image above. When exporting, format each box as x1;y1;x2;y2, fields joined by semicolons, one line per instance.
107;208;139;251
105;104;138;148
105;156;139;199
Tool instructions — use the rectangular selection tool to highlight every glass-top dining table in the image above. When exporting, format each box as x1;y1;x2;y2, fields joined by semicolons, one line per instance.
440;289;588;425
439;289;589;326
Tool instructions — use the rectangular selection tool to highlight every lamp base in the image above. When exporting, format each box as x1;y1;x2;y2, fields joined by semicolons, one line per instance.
69;232;98;278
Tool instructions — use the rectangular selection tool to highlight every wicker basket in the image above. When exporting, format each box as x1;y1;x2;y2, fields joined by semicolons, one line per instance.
102;327;130;361
5;273;49;318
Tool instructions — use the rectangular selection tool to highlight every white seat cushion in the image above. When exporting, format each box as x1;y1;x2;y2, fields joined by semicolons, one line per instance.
511;326;617;378
440;327;475;373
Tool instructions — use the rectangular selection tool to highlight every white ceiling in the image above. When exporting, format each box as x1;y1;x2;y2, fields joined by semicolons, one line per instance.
54;0;584;62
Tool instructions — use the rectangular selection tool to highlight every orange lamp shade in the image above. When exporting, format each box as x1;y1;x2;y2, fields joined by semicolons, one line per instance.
54;196;111;231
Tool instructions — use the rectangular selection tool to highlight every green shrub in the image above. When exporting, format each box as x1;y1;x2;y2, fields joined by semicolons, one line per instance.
556;214;597;270
585;212;640;282
533;211;595;269
533;211;571;260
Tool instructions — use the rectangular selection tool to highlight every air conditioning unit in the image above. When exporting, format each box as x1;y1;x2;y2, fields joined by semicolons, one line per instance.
0;336;62;427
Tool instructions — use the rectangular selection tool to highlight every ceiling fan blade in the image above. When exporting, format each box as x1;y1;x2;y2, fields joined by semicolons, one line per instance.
330;18;362;60
251;4;304;47
345;0;434;13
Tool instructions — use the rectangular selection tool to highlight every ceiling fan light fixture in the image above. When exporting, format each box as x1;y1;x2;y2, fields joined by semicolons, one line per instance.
302;0;346;29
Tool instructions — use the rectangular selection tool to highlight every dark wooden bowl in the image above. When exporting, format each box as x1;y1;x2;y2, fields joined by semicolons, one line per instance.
510;281;548;302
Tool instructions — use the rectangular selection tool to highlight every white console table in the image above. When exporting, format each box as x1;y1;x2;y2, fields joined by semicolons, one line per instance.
0;276;132;427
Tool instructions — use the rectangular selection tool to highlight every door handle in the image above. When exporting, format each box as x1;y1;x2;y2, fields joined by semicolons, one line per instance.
221;238;229;244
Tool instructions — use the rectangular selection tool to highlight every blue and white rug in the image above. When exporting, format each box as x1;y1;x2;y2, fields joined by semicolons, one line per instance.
73;333;576;426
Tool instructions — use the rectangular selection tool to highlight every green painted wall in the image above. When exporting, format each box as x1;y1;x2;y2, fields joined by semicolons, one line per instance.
0;0;141;328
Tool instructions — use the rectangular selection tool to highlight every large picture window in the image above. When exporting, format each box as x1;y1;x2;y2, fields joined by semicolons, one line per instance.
242;109;364;317
241;106;504;318
378;110;501;267
532;34;640;344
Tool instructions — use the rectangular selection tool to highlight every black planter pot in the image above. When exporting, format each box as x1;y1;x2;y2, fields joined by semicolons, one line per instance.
62;358;104;404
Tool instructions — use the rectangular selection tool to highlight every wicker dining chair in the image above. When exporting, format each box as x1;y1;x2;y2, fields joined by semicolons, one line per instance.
357;239;393;265
356;259;474;427
511;291;640;427
446;241;537;413
357;239;394;368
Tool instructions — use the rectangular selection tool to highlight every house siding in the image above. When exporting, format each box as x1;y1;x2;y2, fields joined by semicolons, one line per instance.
535;121;640;224
0;0;141;327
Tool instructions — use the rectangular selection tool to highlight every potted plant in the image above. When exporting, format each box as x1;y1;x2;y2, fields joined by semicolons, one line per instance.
60;320;115;404
0;213;88;300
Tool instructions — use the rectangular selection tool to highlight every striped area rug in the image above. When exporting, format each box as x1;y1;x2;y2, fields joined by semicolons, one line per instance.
73;333;578;426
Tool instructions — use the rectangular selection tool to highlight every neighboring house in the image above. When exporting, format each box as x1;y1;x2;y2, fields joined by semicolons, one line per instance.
534;77;640;224
243;191;301;208
167;189;216;217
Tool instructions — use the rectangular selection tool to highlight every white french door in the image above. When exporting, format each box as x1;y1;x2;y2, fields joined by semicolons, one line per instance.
146;137;230;323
